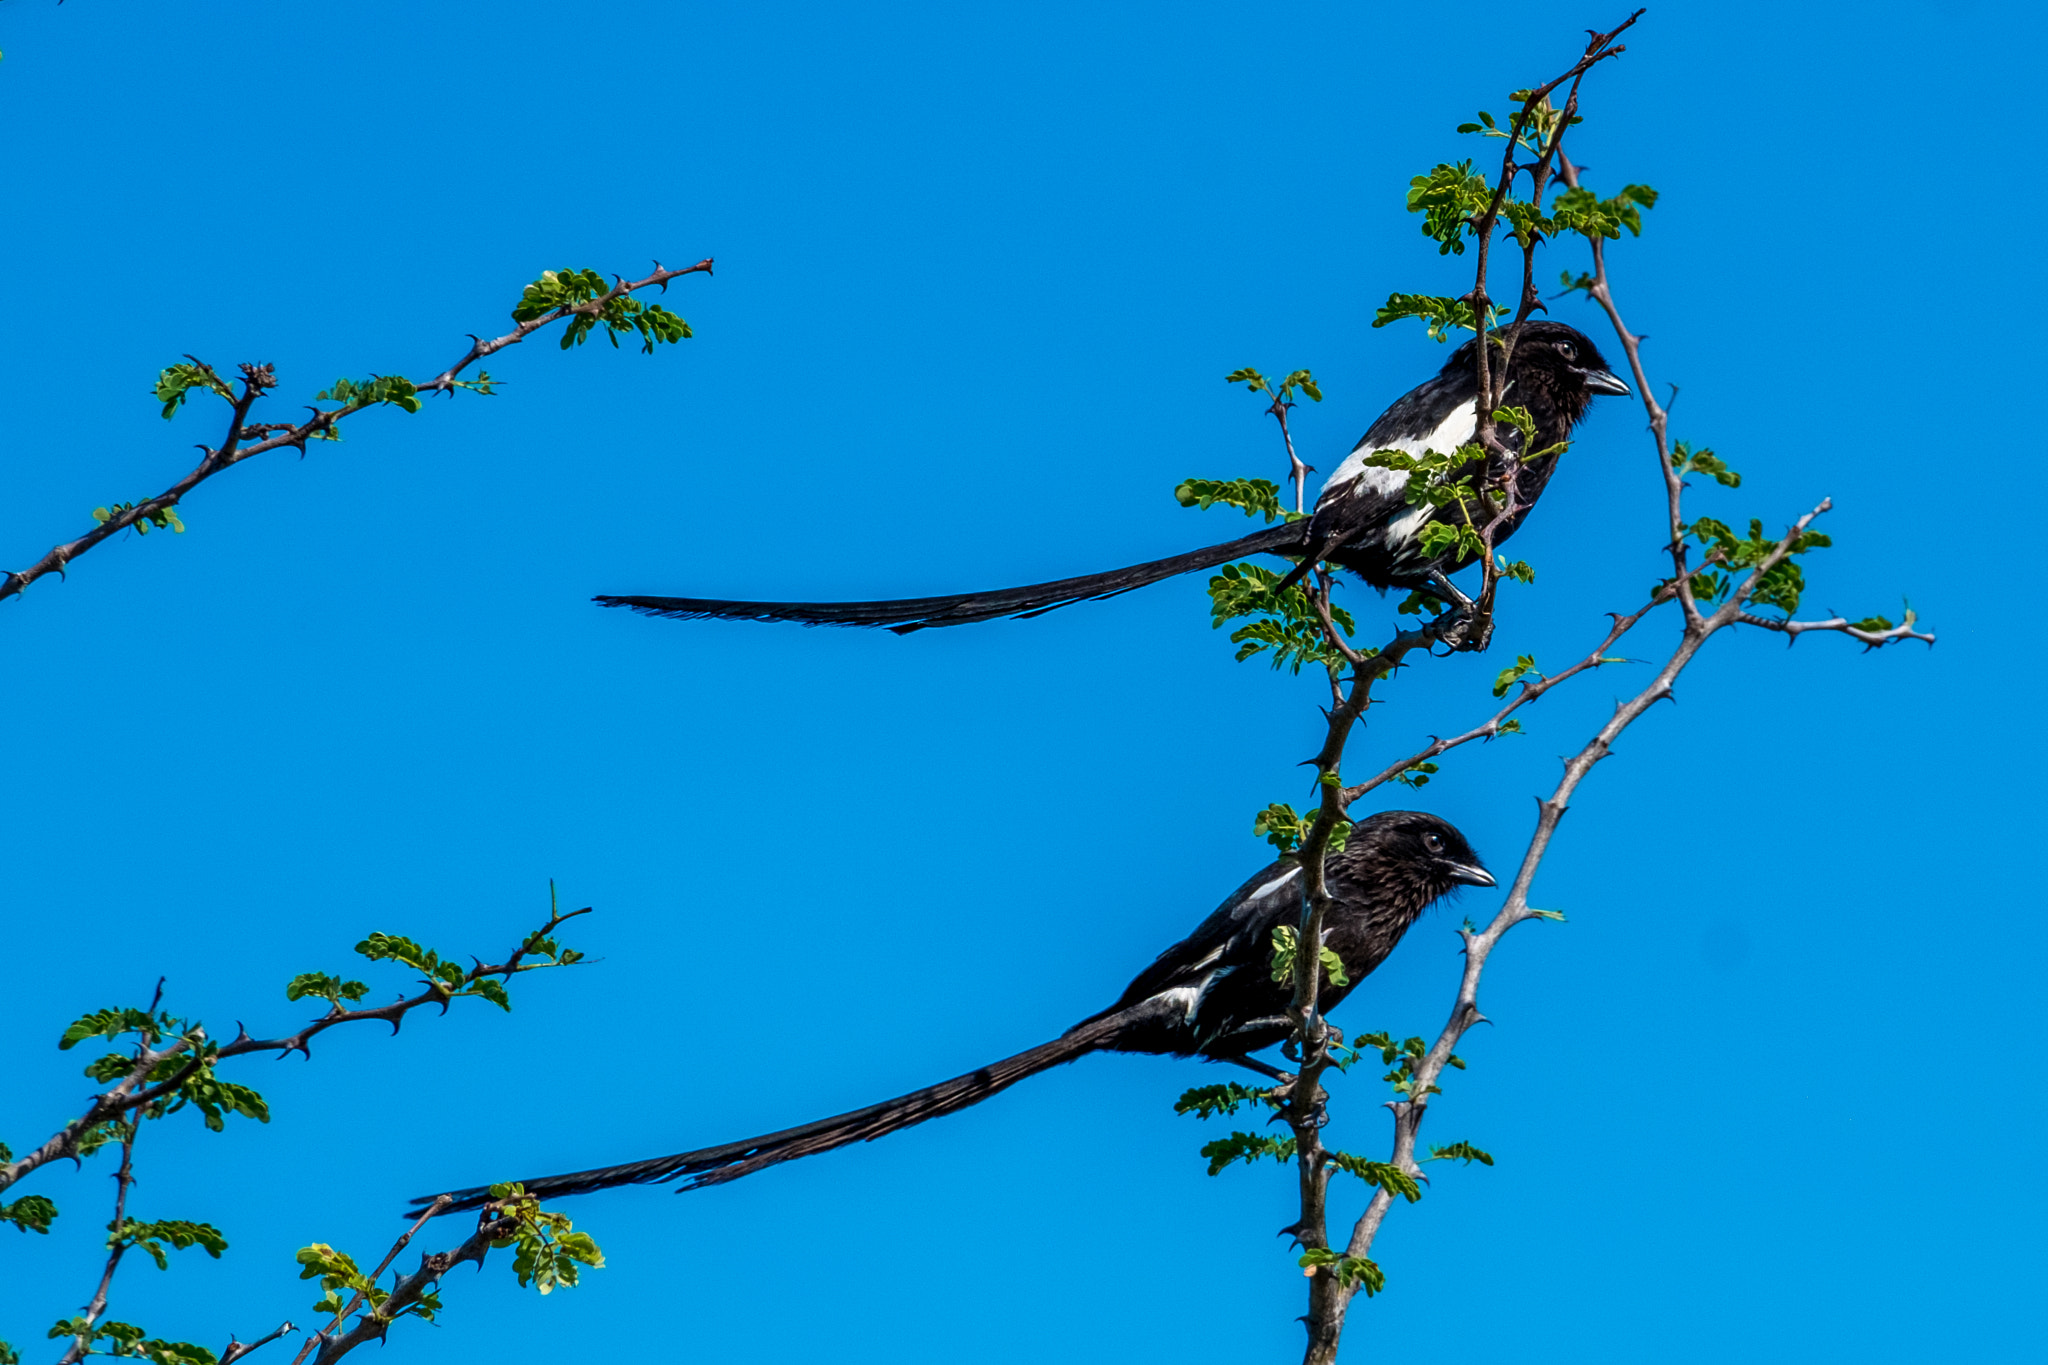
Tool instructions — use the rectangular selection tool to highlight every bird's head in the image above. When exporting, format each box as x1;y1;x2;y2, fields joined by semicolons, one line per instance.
1491;321;1630;424
1346;810;1496;902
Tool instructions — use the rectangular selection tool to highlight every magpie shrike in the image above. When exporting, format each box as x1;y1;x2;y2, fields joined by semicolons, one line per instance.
595;322;1626;633
413;811;1492;1212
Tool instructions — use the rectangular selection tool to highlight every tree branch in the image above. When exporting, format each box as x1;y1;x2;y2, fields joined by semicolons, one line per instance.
0;905;591;1196
1296;150;1932;1359
0;260;711;608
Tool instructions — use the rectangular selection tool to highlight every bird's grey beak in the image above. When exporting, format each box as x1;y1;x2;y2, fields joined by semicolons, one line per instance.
1580;367;1631;396
1447;862;1496;888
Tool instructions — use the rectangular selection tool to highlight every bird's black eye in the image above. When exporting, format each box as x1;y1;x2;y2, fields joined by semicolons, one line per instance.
1557;342;1578;363
1422;832;1445;855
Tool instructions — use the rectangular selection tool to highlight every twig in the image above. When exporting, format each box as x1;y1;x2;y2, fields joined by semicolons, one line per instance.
1336;586;1674;808
221;1323;298;1365
0;261;711;607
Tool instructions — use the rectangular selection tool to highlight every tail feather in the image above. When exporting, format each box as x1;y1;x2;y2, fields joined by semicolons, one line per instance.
594;522;1308;633
411;1012;1134;1214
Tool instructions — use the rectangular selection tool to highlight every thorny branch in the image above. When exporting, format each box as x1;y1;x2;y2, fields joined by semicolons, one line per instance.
0;260;713;607
1453;12;1641;651
1274;38;1928;1362
0;907;593;1198
287;1198;454;1365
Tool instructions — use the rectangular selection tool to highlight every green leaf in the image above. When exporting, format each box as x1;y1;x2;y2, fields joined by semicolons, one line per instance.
1551;182;1659;240
115;1218;228;1271
467;977;512;1012
1198;1131;1296;1176
284;972;370;1005
1329;1152;1424;1201
1298;1248;1385;1295
1404;160;1491;255
297;1242;369;1290
1427;1141;1495;1166
59;1007;164;1051
354;932;443;975
1670;440;1741;488
1490;653;1539;697
1686;516;1830;614
312;374;421;415
1251;804;1351;857
1372;292;1508;342
1174;477;1284;522
1206;562;1358;675
1;1195;58;1234
1173;1083;1278;1120
153;361;234;420
511;268;693;355
1268;925;1350;989
1391;760;1438;790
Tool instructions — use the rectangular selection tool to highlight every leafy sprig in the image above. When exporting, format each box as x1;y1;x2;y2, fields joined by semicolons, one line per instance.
1671;440;1741;488
1269;925;1349;990
1372;293;1509;342
512;268;692;353
1175;477;1288;522
1207;563;1358;674
1252;804;1351;857
1297;1248;1385;1296
1684;516;1831;613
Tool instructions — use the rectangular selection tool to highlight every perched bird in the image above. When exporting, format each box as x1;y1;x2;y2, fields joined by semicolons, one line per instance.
596;322;1626;633
413;811;1493;1213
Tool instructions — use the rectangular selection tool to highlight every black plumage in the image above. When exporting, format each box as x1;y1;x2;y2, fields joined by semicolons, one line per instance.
413;811;1492;1213
596;322;1626;633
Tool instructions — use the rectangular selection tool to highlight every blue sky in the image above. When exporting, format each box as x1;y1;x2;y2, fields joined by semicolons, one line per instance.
3;2;2039;1361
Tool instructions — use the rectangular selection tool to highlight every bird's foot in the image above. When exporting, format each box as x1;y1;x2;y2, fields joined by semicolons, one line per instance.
1432;602;1495;653
1424;572;1493;651
1275;1077;1331;1129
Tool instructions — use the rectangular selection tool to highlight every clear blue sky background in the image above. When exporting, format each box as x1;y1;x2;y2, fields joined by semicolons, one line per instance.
3;2;2039;1361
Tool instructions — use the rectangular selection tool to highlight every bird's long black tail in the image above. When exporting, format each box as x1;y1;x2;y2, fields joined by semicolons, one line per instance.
593;520;1309;634
410;1011;1136;1214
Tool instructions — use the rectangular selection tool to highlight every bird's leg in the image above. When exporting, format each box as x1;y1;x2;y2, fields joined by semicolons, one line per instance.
1427;569;1477;616
1428;570;1491;651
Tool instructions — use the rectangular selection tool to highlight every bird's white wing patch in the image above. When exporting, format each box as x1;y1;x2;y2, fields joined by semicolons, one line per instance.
1160;965;1239;1026
1249;867;1303;900
1317;400;1482;509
